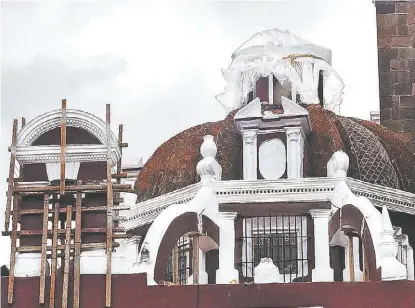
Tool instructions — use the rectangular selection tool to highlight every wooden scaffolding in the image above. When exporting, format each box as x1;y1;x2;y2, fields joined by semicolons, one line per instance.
3;100;133;307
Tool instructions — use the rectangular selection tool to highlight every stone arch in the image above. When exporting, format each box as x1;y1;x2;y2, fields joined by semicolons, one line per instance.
153;212;219;282
136;187;220;285
16;108;119;148
328;204;381;281
15;108;121;166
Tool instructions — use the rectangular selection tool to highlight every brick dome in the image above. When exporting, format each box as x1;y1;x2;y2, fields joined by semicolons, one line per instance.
134;105;415;202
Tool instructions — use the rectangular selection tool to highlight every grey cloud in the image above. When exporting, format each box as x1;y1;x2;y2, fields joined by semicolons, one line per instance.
1;54;127;124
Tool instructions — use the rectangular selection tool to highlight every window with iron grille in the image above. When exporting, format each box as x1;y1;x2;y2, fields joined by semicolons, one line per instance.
165;236;193;285
242;214;308;283
253;232;298;274
397;241;408;267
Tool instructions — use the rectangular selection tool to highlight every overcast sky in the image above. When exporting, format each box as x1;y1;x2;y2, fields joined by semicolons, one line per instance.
0;0;378;266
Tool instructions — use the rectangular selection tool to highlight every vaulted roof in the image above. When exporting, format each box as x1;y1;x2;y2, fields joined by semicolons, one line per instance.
134;105;415;203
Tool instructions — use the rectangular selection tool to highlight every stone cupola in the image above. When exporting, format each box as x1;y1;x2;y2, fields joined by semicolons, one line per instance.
218;28;345;181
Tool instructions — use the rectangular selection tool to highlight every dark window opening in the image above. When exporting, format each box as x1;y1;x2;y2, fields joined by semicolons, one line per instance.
318;70;324;107
256;76;269;102
253;232;298;274
165;237;193;285
241;214;308;283
272;76;292;105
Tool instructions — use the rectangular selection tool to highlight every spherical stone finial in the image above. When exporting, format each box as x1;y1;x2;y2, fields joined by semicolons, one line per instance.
200;135;217;158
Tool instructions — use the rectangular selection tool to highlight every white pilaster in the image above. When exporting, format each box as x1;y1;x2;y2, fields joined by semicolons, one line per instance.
407;247;414;280
268;74;274;105
343;237;363;281
309;209;334;282
216;212;239;284
242;130;258;180
285;127;304;179
189;249;209;285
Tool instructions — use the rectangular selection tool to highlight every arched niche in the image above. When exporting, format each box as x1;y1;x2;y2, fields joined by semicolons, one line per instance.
15;109;121;167
154;212;219;283
328;204;381;281
16;109;118;147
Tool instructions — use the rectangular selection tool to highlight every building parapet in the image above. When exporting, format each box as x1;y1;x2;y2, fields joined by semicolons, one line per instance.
123;177;415;230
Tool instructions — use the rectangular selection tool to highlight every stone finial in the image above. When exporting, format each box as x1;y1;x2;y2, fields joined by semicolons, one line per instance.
378;206;407;281
254;258;280;284
327;150;349;178
196;135;222;184
200;135;217;158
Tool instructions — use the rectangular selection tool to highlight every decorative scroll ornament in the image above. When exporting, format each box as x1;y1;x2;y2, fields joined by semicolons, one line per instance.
216;28;345;113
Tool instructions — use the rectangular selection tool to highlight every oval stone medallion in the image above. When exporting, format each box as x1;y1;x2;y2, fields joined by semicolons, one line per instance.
259;138;286;180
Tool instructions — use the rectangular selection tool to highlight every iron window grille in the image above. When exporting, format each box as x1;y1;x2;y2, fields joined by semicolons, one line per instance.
241;214;308;283
397;241;408;267
165;236;193;285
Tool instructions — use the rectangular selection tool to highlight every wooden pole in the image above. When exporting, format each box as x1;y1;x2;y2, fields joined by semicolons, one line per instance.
7;192;19;304
39;193;50;304
116;124;123;183
347;234;355;282
192;235;199;285
173;245;179;284
5;119;18;231
114;124;123;228
363;243;369;281
61;205;72;308
73;183;82;308
49;199;60;308
105;104;113;307
60;99;67;195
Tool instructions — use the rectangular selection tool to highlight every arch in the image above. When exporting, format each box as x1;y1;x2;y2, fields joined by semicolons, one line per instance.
154;213;219;282
328;204;381;281
16;109;119;149
136;187;220;285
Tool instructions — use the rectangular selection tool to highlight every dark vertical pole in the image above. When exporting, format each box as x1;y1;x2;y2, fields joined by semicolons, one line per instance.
39;193;49;304
5;119;18;231
62;205;73;308
348;234;355;282
318;70;324;108
105;104;113;307
73;183;82;308
49;199;60;308
7;192;19;304
192;235;199;284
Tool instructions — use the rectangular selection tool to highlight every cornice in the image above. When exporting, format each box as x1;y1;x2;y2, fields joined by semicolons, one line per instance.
122;177;415;230
16;144;120;166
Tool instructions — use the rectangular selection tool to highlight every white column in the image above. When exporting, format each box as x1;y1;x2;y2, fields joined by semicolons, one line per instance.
216;212;239;284
242;130;258;180
268;74;274;105
309;209;334;282
343;237;363;281
407;247;414;280
285;127;304;179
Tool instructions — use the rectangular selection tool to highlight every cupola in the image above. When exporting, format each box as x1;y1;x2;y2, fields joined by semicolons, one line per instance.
217;28;345;181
